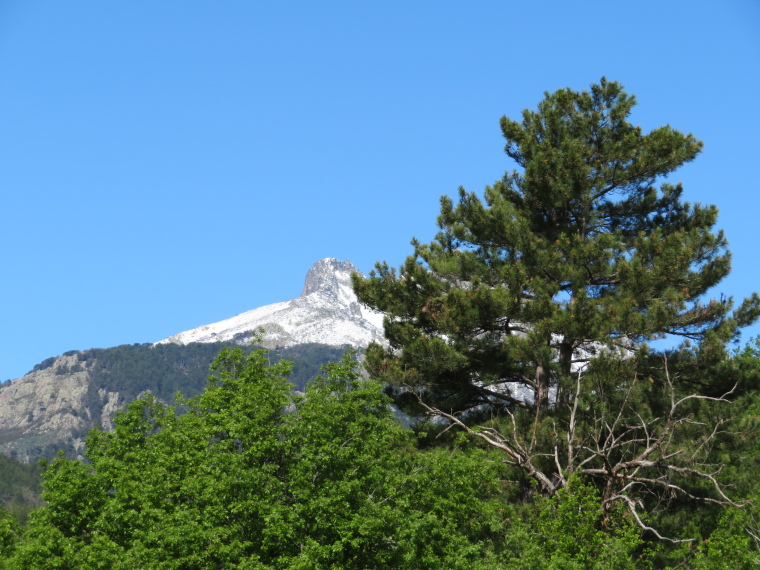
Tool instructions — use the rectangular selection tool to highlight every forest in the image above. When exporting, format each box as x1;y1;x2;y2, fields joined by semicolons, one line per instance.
2;79;760;568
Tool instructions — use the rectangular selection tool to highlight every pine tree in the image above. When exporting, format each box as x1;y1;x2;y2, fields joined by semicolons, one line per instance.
352;80;760;536
354;78;758;415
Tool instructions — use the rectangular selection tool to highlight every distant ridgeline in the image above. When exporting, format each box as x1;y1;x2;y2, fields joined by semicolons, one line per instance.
0;341;351;463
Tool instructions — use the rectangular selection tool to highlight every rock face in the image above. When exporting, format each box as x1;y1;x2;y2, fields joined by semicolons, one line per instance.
157;258;386;349
0;354;120;461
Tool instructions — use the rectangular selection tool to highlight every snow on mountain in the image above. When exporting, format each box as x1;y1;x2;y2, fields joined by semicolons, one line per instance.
157;259;386;349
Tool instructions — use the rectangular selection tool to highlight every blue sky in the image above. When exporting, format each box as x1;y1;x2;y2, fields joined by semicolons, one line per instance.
1;1;758;381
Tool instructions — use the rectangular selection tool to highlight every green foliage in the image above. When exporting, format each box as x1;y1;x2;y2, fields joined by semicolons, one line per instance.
8;348;511;568
268;342;350;392
0;453;43;525
686;507;760;568
500;477;650;569
0;505;22;563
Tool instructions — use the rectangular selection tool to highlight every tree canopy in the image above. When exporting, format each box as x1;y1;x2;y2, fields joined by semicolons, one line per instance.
5;349;515;569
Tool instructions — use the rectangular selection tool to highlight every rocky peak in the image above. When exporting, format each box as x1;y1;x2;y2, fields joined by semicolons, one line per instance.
301;258;358;297
156;258;386;349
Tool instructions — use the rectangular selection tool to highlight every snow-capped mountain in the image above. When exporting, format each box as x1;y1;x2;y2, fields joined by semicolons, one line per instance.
0;259;385;462
157;259;386;349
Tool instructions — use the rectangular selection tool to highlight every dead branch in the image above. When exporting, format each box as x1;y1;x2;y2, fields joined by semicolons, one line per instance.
606;494;694;543
407;355;740;542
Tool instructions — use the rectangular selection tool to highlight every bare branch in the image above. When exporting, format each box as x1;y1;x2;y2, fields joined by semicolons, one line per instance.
412;391;558;495
607;494;694;544
405;353;740;543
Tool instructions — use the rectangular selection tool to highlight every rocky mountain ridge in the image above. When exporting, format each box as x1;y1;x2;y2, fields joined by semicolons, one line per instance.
158;258;385;348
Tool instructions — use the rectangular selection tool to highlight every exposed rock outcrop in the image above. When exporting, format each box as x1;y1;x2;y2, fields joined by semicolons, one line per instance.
0;354;119;461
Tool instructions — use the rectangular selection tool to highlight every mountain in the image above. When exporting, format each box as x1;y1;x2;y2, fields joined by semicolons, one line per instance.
158;258;385;348
0;259;386;462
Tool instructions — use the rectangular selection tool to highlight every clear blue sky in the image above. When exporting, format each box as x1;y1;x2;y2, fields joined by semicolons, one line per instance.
1;1;758;381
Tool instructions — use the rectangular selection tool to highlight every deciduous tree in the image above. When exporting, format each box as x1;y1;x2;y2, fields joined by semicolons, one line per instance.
8;348;511;569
